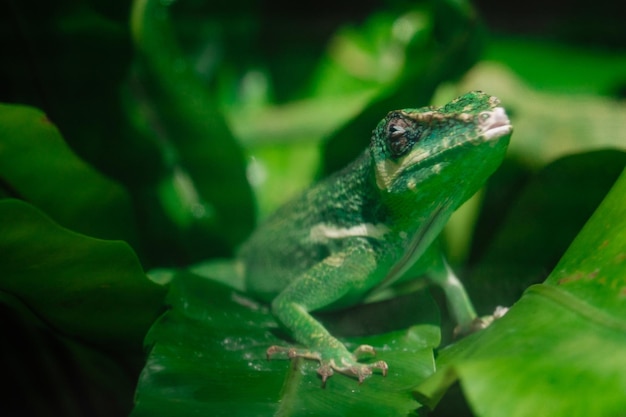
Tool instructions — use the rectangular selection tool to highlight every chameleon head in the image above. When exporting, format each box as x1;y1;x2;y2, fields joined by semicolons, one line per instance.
370;91;512;207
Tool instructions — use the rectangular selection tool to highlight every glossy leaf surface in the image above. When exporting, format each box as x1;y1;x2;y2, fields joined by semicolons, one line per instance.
0;199;164;350
418;167;626;417
0;103;138;244
133;271;441;416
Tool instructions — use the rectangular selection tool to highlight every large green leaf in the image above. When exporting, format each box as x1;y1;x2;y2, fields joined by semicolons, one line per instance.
0;103;138;245
0;198;166;415
132;269;442;416
0;198;164;350
0;0;158;186
417;166;626;416
465;150;626;310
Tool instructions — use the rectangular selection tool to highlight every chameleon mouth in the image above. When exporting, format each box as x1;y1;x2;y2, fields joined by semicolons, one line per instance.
480;107;512;140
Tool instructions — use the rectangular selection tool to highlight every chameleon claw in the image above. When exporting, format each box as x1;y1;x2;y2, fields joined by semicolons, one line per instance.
266;345;287;360
453;305;510;338
352;345;388;382
375;360;389;377
317;363;334;388
356;366;372;384
266;344;387;386
352;344;376;359
357;360;388;383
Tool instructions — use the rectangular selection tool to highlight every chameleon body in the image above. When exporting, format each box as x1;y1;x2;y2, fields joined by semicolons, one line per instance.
238;91;513;384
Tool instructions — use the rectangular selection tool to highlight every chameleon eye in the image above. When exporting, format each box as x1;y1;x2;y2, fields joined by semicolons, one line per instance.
386;117;418;158
389;124;406;137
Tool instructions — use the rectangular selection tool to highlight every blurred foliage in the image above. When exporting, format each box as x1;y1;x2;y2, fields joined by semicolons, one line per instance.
0;0;625;415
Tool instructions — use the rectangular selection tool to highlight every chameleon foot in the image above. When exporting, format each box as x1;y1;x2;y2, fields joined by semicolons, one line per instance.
266;344;388;387
454;305;509;337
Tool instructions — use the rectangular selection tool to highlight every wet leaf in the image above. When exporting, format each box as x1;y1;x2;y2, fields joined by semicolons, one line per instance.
132;270;441;416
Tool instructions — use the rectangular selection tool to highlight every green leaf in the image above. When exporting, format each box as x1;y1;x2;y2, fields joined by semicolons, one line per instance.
485;37;626;94
0;198;164;350
132;270;442;416
309;8;433;97
0;103;138;244
416;166;626;416
128;0;255;253
466;150;626;310
0;1;155;185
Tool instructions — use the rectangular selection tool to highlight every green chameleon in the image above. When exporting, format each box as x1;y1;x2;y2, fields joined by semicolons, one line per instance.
237;91;512;385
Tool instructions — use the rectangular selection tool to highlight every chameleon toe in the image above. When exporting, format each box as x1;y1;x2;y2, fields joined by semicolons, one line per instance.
352;344;377;358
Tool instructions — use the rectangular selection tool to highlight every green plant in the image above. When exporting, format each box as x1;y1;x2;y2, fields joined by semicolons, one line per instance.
2;0;625;416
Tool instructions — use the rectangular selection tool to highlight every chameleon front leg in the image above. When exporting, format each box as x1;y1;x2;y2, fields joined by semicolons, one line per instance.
267;244;388;386
426;253;507;336
427;255;477;332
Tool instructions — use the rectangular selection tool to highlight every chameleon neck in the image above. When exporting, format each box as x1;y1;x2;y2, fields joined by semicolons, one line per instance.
336;150;453;243
328;150;391;227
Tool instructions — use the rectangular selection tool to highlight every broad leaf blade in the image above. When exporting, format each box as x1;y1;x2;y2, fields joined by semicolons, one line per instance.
133;270;441;416
417;167;626;416
466;150;626;310
0;199;164;350
0;103;138;244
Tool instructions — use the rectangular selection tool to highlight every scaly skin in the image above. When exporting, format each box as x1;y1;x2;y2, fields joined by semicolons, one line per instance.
239;91;513;386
